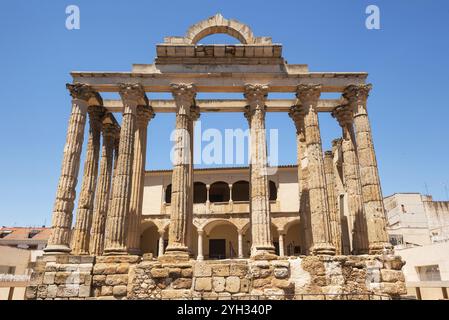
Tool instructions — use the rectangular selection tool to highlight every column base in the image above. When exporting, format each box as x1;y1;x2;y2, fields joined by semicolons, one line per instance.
43;244;71;255
250;245;277;260
103;247;129;256
311;243;336;256
127;248;142;256
159;247;191;263
369;242;394;255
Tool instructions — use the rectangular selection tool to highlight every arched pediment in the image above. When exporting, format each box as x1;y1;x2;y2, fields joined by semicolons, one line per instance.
164;13;272;45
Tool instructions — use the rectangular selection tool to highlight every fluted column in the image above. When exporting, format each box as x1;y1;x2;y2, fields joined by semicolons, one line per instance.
343;85;391;254
104;84;146;255
89;119;119;256
324;151;342;255
104;130;120;246
163;83;198;261
332;105;369;254
291;84;335;256
72;106;105;255
244;84;276;259
45;83;98;254
289;107;312;254
127;105;155;254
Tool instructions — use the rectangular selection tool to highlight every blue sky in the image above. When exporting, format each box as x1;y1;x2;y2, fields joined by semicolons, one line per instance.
0;0;448;227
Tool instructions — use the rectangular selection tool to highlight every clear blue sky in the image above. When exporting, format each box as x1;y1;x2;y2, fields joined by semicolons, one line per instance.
0;0;448;227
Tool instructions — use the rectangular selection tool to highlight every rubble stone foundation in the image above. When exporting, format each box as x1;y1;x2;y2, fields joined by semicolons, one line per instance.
26;254;406;300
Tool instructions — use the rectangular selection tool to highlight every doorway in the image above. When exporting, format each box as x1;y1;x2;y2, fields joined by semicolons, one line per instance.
209;239;226;259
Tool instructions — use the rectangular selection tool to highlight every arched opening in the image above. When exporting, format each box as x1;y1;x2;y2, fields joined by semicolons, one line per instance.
165;184;172;204
269;181;277;201
242;224;279;256
193;182;207;203
140;223;165;256
194;32;241;45
203;220;239;259
192;27;247;44
271;224;280;255
209;181;230;203
285;220;302;256
232;180;249;201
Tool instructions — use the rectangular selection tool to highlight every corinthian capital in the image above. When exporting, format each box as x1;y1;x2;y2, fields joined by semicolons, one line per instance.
244;84;269;110
170;83;196;110
103;122;120;139
296;84;322;105
66;83;98;101
331;104;354;128
343;84;372;104
118;83;147;106
136;105;155;127
288;105;306;135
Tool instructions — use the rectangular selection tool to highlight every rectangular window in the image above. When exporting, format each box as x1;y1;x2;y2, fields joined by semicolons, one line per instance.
416;265;441;281
389;234;404;246
0;265;16;274
28;230;40;238
0;231;12;238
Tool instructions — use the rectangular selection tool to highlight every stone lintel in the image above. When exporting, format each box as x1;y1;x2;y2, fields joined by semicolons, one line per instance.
103;99;342;113
70;72;367;93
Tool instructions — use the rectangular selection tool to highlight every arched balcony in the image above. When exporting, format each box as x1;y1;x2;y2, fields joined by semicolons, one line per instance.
162;179;279;215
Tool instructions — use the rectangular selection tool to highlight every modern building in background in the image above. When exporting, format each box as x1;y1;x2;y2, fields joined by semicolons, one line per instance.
385;193;449;299
0;227;50;300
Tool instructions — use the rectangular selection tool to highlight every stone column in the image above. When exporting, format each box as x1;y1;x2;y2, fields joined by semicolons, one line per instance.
278;233;285;257
289;107;312;254
104;84;146;255
291;84;335;256
89;119;119;256
332;105;369;254
244;84;276;259
163;83;198;261
71;105;105;255
206;184;211;213
229;184;233;204
158;231;165;257
197;230;204;261
237;231;244;258
127;105;155;254
343;85;392;254
324;151;342;255
45;83;98;254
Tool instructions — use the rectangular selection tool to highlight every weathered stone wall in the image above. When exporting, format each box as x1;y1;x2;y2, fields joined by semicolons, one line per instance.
25;255;94;300
91;255;140;299
26;254;406;300
128;259;293;300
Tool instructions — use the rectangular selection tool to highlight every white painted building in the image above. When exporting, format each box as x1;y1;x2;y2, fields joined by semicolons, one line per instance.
384;193;449;299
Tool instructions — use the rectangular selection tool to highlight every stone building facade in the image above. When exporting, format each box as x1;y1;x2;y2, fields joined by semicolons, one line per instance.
26;15;406;300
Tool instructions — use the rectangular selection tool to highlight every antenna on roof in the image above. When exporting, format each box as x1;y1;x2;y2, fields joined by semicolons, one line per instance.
444;183;449;201
424;182;430;195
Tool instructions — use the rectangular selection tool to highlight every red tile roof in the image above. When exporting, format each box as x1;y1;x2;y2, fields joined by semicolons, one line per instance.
0;227;51;241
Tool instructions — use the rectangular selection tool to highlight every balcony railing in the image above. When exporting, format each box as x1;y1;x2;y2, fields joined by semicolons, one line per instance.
162;200;279;215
